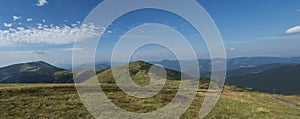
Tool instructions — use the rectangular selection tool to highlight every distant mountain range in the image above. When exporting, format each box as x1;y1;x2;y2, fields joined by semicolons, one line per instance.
0;61;73;83
57;56;300;72
227;64;300;95
73;63;111;71
151;57;300;95
151;57;300;74
0;57;299;95
58;62;112;70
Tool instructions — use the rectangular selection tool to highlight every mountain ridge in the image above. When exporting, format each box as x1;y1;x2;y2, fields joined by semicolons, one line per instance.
0;61;73;83
227;64;300;95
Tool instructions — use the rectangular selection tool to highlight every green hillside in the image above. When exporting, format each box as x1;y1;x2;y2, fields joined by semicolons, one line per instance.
96;61;194;86
0;61;73;83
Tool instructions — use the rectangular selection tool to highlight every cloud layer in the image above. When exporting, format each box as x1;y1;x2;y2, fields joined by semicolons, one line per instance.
0;23;103;46
229;48;235;51
285;25;300;34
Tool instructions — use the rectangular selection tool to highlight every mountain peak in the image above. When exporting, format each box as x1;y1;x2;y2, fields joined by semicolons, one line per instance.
96;60;194;86
27;61;52;65
128;60;152;71
18;61;59;70
130;60;150;65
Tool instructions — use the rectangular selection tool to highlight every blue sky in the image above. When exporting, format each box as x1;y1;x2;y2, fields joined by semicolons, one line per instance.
0;0;300;66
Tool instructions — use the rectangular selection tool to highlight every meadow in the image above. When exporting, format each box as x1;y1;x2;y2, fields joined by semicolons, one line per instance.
0;83;299;119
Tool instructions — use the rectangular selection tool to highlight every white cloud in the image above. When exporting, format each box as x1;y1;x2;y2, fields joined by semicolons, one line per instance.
229;48;235;51
285;26;300;34
36;0;48;7
297;10;300;12
59;48;84;51
42;19;46;23
27;18;33;22
3;23;12;28
107;30;112;34
13;15;21;21
0;23;103;46
32;50;48;55
256;34;300;40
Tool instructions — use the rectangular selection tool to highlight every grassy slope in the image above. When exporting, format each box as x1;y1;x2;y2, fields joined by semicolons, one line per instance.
0;84;299;119
0;84;92;118
96;61;193;86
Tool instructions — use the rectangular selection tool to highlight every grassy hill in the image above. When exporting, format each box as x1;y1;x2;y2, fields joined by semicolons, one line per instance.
96;61;194;86
0;61;73;83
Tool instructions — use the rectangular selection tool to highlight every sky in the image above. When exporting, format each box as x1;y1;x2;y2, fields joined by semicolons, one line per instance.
0;0;300;67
